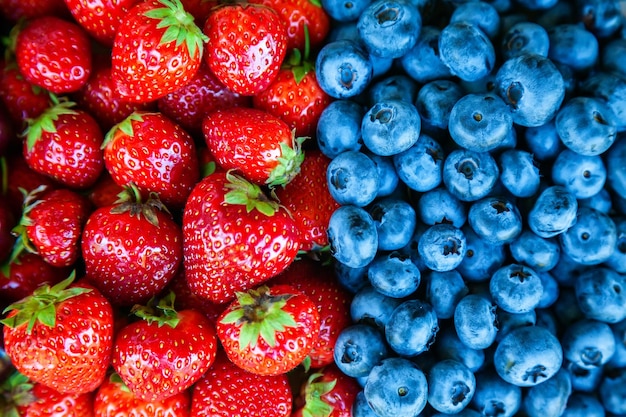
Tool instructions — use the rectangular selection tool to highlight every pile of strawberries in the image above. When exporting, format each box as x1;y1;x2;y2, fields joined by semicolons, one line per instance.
0;0;358;415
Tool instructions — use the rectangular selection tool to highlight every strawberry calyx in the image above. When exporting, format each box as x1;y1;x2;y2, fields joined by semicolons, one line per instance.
220;285;298;350
101;111;146;149
224;171;282;216
0;271;91;334
284;25;314;84
299;372;337;417
109;373;132;393
0;371;35;417
7;185;49;264
110;183;170;227
144;0;209;59
130;291;180;328
22;95;78;152
267;135;307;188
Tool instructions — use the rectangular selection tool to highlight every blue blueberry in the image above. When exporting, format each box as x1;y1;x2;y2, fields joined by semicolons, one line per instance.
417;187;467;228
559;206;617;265
425;269;469;320
578;188;612;214
351;391;379;417
327;205;378;268
548;24;599;72
527;185;578;238
316;99;364;159
316;39;373;99
535;308;559;336
576;0;623;38
495;309;536;342
350;285;402;330
509;230;561;272
500;21;550;60
363;357;429;417
607;136;626;198
537;272;560;308
523;120;564;161
368;197;416;251
609;318;626;368
400;26;452;84
333;323;389;378
457;225;507;282
321;0;372;21
602;38;626;77
497;149;541;198
567;362;604;393
489;263;543;314
393;133;444;193
361;99;421;156
427;359;476;414
450;1;500;39
561;393;606;417
514;0;558;9
385;299;438;356
334;261;369;293
415;79;465;133
468;197;523;245
605;216;626;273
418;223;466;272
554;286;586;327
367;74;418;106
454;294;498;350
552;149;607;199
578;71;626;131
367;252;420;298
493;325;563;387
439;21;496;82
598;367;626;415
575;267;626;323
442;149;499;202
522;368;572;417
397;221;429;271
471;370;522;417
434;327;485;372
327;151;379;206
562;318;616;370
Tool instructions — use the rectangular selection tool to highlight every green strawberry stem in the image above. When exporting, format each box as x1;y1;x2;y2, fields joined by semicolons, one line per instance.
23;96;78;152
220;286;297;350
0;271;91;334
131;291;180;328
110;183;171;227
266;135;307;188
300;372;337;417
0;371;35;417
102;112;146;149
7;185;49;264
224;171;282;216
285;25;313;84
109;373;133;393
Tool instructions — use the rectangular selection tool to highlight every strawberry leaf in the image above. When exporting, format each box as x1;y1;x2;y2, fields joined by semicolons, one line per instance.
23;100;78;152
131;291;180;328
224;171;280;216
301;373;337;417
102;112;145;150
266;135;307;188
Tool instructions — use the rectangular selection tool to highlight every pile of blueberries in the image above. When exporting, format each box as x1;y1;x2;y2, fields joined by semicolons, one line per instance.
313;0;626;416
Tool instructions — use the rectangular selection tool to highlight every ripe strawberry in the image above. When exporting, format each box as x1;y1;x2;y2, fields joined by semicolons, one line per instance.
157;62;251;137
63;0;142;46
1;371;94;417
293;364;361;417
253;44;332;138
273;149;339;251
93;374;190;417
22;98;104;189
81;190;183;306
203;107;305;187
0;0;69;22
180;0;218;24
85;171;125;209
1;274;114;394
182;171;301;304
216;284;320;375
271;258;352;369
111;0;208;103
103;111;200;208
190;350;293;417
11;186;91;268
0;64;52;126
14;16;92;94
166;267;224;324
203;3;288;96
112;292;217;401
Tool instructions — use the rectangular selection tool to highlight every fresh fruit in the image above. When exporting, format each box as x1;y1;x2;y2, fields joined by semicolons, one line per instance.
183;171;301;304
0;64;51;127
216;284;320;375
1;274;114;394
293;364;361;417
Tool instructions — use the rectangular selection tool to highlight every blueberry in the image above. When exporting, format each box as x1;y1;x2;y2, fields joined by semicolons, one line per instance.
367;252;420;298
509;230;561;272
578;188;612;214
494;53;565;127
363;357;429;417
549;23;600;72
554;287;586;327
439;21;496;82
350;285;402;330
449;1;501;39
425;269;469;319
471;370;522;417
320;0;370;21
559;206;617;265
579;71;626;131
397;221;429;271
515;0;558;9
537;272;560;308
368;197;416;250
605;216;626;273
561;393;606;417
567;362;604;393
400;26;452;84
454;294;498;350
393;133;444;193
427;359;476;414
552;149;607;199
442;149;499;202
494;325;563;387
333;323;389;378
434;327;485;372
494;309;536;342
523;120;564;161
555;96;618;156
367;74;418;106
357;0;422;59
316;99;364;159
562;318;616;370
468;196;523;245
415;79;465;133
457;225;506;282
489;263;543;314
500;21;550;60
418;223;466;272
327;151;379;206
363;151;400;198
598;367;626;415
601;38;626;77
351;391;379;417
527;185;578;238
607;136;626;198
609;317;626;368
522;368;572;417
417;187;467;228
316;39;373;99
334;261;369;293
575;267;626;323
361;99;421;156
497;149;541;198
385;299;438;356
327;205;378;268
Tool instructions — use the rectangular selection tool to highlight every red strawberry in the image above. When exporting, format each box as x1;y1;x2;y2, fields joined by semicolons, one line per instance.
166;267;224;324
0;64;52;126
157;62;251;137
1;274;114;394
22;98;104;189
203;107;305;187
11;186;91;267
63;0;142;46
0;0;69;22
182;171;301;304
293;364;361;417
216;284;320;375
112;292;218;401
203;3;288;96
190;350;293;417
273;149;339;251
180;0;218;24
93;374;190;417
111;0;208;103
103;111;199;208
81;190;183;306
14;16;92;94
86;171;126;209
1;371;94;417
271;258;352;369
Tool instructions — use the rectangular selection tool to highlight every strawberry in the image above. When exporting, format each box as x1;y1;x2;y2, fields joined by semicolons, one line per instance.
103;111;200;208
202;107;305;187
14;16;92;94
1;371;94;417
81;189;183;306
85;171;125;209
203;3;288;96
166;267;224;324
216;284;320;376
271;258;352;369
22;98;104;189
180;0;218;24
0;0;69;22
273;149;339;251
157;62;251;138
182;171;301;304
111;0;208;103
112;292;218;402
10;186;91;268
93;374;190;417
63;0;142;46
0;64;52;127
1;274;114;394
293;364;361;417
190;350;293;417
253;32;332;138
